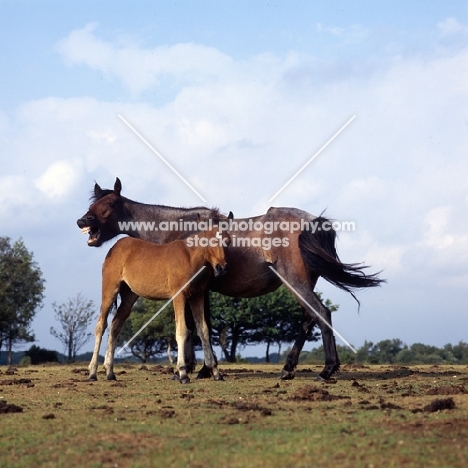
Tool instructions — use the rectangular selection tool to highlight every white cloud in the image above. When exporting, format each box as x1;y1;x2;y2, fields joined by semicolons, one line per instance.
422;206;454;250
315;22;368;43
56;23;234;95
438;17;468;37
35;160;82;198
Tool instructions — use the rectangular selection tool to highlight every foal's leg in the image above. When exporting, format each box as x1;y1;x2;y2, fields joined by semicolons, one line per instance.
174;295;191;384
189;294;223;381
103;283;138;380
280;307;316;380
89;286;119;381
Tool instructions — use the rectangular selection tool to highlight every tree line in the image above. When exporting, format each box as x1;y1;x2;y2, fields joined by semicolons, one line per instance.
291;338;468;366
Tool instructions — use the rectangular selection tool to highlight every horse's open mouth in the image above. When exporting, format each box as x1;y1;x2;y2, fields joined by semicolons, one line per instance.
81;226;101;246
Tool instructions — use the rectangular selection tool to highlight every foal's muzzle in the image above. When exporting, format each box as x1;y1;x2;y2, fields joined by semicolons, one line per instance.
214;264;228;277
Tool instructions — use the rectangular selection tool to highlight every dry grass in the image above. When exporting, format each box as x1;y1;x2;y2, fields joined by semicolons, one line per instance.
1;363;468;467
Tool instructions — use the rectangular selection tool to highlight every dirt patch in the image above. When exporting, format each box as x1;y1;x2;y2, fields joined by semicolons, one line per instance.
291;385;350;402
0;400;23;413
233;401;272;416
0;378;33;387
149;364;174;374
426;384;467;395
423;398;456;412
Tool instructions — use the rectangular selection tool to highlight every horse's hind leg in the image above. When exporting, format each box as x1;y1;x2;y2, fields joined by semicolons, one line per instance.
89;284;119;381
183;302;198;374
304;294;340;380
280;308;316;380
103;283;138;380
189;294;223;381
277;272;340;380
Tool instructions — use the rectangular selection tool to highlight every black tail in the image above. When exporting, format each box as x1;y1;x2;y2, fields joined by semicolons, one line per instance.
299;217;385;301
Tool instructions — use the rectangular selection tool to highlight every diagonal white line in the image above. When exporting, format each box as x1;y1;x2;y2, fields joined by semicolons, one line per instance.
116;266;207;356
268;266;357;353
118;114;207;203
268;115;356;203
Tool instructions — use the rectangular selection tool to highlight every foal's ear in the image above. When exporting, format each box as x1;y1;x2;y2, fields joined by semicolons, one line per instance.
94;182;102;198
114;177;122;196
228;211;234;220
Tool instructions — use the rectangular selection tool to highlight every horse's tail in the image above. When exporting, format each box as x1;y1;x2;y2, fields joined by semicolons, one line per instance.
299;216;385;300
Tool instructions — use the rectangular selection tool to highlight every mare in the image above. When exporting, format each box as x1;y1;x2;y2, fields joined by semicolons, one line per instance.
78;178;384;381
88;225;230;383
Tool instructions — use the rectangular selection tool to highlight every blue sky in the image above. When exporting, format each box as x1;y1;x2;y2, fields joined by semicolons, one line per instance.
1;1;467;357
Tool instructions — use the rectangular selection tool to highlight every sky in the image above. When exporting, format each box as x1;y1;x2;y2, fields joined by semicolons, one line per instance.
1;1;467;358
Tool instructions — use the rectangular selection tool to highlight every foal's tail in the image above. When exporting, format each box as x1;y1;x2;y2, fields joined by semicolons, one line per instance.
299;216;385;302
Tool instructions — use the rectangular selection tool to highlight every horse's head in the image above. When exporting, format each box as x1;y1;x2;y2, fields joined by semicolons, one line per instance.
77;178;127;247
203;213;233;277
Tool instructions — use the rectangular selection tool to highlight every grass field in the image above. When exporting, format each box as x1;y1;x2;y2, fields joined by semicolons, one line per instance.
1;362;467;467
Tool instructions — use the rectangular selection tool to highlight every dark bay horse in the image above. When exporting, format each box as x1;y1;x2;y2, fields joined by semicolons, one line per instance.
89;225;231;383
78;178;384;381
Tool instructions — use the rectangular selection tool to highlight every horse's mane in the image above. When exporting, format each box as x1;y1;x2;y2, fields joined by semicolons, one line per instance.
89;188;223;220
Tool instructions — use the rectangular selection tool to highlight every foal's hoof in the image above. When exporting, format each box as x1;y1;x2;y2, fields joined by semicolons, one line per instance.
279;370;295;380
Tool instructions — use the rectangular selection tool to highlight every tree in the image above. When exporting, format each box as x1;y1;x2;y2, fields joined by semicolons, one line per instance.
24;345;59;364
117;298;177;363
210;294;257;362
0;237;45;365
50;293;95;363
248;289;333;362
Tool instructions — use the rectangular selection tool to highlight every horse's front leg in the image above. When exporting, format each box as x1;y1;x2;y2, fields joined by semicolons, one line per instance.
89;289;117;380
103;286;137;381
174;296;191;384
89;315;107;381
189;294;223;381
280;308;316;380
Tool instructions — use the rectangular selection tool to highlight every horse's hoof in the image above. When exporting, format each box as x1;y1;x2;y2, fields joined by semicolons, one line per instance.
195;367;212;379
214;374;225;381
171;373;180;381
106;374;117;381
88;375;97;382
179;377;191;384
279;370;295;380
316;374;327;382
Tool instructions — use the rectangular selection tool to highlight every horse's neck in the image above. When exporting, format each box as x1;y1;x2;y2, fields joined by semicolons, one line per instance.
122;199;214;243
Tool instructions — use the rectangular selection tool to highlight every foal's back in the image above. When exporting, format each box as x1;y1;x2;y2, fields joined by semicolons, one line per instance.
104;237;204;299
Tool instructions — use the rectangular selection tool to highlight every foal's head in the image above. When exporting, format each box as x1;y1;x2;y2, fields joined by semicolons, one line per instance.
194;215;232;277
208;228;231;277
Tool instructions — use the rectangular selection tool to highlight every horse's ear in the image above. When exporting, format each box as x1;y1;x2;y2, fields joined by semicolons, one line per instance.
114;178;122;196
228;211;234;220
94;182;102;198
